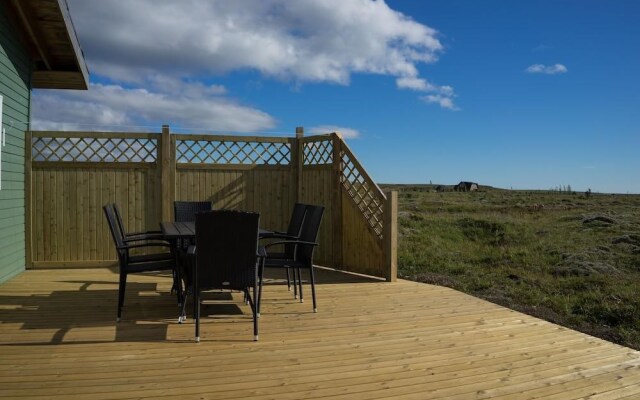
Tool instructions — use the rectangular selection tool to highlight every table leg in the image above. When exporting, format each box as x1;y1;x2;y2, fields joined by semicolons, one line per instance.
168;238;185;322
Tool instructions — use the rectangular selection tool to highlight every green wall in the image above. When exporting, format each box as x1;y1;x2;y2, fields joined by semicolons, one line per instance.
0;6;30;283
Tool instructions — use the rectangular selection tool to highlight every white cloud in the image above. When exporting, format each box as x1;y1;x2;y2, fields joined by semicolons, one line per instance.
308;125;360;139
421;94;458;110
60;0;454;109
396;77;436;91
526;64;568;75
396;77;455;99
33;1;456;130
32;80;275;133
532;44;551;52
68;0;444;84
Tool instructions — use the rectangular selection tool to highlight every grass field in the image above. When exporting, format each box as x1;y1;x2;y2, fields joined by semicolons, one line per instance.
380;184;640;350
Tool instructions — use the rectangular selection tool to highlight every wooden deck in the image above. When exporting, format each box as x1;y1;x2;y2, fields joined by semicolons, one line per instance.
1;268;639;399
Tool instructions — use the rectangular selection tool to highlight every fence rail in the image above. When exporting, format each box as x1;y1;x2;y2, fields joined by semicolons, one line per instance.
26;126;397;280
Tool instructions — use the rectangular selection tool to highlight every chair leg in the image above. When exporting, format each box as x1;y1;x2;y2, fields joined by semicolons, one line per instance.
309;265;317;313
194;289;200;343
251;286;259;341
170;269;176;295
286;268;291;291
297;268;304;303
170;240;179;295
257;261;264;317
179;288;189;323
117;271;127;322
180;253;194;322
175;267;184;307
292;267;298;299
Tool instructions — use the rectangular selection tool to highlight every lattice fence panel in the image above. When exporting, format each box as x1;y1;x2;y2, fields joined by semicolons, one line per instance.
303;140;333;165
176;139;291;165
340;151;384;238
32;137;157;162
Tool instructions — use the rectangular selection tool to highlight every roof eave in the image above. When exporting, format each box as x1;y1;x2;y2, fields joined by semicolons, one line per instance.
14;0;89;90
33;0;88;90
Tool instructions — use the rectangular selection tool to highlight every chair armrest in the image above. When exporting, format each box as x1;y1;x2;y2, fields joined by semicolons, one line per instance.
259;232;298;240
123;234;168;243
117;242;172;251
257;247;267;258
259;229;284;236
127;230;163;236
262;240;318;251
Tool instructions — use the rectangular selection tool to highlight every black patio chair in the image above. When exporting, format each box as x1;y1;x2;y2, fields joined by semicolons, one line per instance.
260;203;308;291
259;205;324;314
260;203;307;242
189;210;261;342
103;205;176;322
174;201;213;251
113;203;182;294
172;201;213;306
174;201;213;223
112;203;164;242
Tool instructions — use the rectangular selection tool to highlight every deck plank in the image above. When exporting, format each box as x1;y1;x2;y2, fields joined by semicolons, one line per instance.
0;268;638;400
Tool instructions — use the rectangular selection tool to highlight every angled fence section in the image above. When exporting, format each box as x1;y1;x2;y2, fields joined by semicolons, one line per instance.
298;133;396;280
338;140;386;276
25;127;397;280
336;136;396;280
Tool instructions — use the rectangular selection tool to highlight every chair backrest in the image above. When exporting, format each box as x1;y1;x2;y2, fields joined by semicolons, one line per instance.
287;203;307;234
283;203;308;257
174;201;213;222
112;203;128;237
295;205;324;265
103;205;125;260
195;210;259;292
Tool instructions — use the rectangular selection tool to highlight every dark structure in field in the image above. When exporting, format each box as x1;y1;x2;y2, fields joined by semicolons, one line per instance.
456;181;479;192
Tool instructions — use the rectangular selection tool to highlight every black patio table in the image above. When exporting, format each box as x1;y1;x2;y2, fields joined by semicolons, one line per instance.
161;221;272;241
161;221;196;241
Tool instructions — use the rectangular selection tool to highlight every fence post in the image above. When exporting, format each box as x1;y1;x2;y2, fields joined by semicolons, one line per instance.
384;190;398;282
294;127;304;203
24;130;33;269
160;125;173;222
331;132;343;269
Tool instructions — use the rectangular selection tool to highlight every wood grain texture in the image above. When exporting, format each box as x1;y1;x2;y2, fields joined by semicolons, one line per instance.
300;164;334;267
30;166;161;265
342;191;385;277
384;191;398;281
175;167;295;237
0;268;638;400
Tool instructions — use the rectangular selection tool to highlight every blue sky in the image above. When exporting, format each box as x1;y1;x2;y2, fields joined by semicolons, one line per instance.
33;1;640;193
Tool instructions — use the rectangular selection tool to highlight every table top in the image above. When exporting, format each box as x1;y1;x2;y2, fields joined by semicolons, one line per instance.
161;221;195;239
161;221;273;239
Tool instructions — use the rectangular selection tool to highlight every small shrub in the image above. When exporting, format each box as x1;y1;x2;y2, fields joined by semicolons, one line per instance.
456;217;507;246
571;296;638;328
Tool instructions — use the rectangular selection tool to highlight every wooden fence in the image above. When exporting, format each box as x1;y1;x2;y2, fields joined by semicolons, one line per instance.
25;126;397;280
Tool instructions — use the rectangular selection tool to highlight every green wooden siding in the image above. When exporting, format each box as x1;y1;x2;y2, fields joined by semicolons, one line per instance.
0;6;30;283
